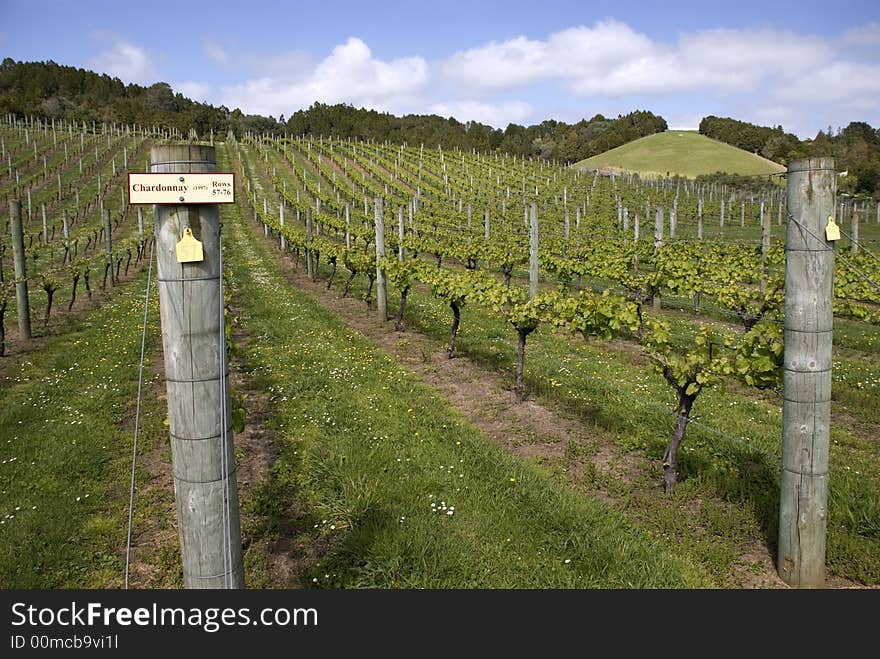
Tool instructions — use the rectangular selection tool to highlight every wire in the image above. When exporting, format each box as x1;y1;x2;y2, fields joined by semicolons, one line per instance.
839;228;880;268
124;233;154;589
218;222;235;589
787;213;880;293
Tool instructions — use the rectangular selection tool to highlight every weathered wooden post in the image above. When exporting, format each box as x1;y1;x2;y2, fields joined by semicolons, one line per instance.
398;206;405;261
279;202;286;251
305;208;314;279
698;197;704;240
850;201;859;256
375;196;388;320
778;157;835;588
761;200;771;290
529;202;539;300
653;208;664;310
102;208;114;285
345;203;351;251
147;144;244;588
10;200;31;340
654;208;664;249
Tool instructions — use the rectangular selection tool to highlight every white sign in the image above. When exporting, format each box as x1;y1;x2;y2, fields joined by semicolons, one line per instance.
128;172;235;204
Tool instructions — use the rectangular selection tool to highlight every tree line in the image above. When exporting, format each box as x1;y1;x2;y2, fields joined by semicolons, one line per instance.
2;58;876;191
700;115;880;194
0;59;665;163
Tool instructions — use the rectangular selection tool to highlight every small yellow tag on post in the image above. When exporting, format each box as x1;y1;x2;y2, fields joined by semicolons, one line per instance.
176;228;204;263
825;215;841;241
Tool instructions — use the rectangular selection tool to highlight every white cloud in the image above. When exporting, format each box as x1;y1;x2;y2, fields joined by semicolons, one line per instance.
211;22;876;138
442;35;550;90
772;62;880;111
442;22;832;97
222;37;428;117
433;21;880;135
243;50;313;77
89;38;157;85
842;22;880;46
442;21;655;91
204;40;228;64
428;101;533;128
175;81;212;102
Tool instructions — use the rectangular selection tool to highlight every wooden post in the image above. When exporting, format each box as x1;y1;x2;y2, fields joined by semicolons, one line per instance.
654;208;664;249
653;208;663;310
345;203;351;251
279;202;286;251
851;202;859;255
529;202;539;300
41;204;48;244
485;208;490;240
138;207;144;237
375;196;388;319
778;157;835;588
151;144;243;589
760;201;765;242
305;209;314;279
398;205;405;261
761;201;771;268
102;208;114;284
10;200;31;339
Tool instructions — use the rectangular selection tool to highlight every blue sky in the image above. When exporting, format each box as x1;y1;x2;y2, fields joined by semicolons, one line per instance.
1;0;878;137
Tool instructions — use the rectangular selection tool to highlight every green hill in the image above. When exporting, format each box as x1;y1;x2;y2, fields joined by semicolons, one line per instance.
574;130;786;178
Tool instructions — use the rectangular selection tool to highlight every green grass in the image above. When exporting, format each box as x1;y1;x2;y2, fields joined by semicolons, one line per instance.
220;185;709;588
574;131;786;178
0;267;172;587
310;263;879;585
235;138;880;586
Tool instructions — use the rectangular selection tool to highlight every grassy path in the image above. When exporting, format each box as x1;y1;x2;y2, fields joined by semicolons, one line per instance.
0;264;174;587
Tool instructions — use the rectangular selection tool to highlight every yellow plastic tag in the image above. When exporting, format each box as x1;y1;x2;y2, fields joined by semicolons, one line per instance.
176;228;204;263
825;216;841;241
